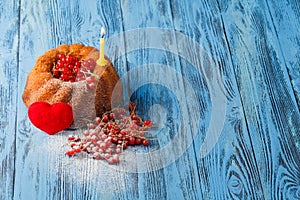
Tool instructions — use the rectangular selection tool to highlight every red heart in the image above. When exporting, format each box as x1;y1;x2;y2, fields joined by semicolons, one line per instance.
28;102;74;135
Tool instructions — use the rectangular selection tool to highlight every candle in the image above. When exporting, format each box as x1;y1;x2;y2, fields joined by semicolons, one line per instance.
97;27;106;66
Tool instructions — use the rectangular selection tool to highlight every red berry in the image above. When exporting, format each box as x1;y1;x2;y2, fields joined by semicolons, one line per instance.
95;117;101;124
68;135;75;141
74;66;79;73
84;130;90;136
117;134;123;140
110;129;117;135
104;153;110;159
107;123;113;130
74;148;81;153
87;59;96;71
99;142;107;150
53;70;60;78
61;57;66;63
115;148;122;154
73;137;81;142
135;138;142;145
58;54;65;59
129;102;136;111
82;60;90;68
88;82;96;89
88;58;96;66
112;154;120;163
106;148;113;154
75;61;81;67
81;67;88;73
129;137;135;145
64;68;72;75
144;120;152;126
111;137;118;144
60;74;68;81
67;64;74;70
86;76;94;84
120;130;127;135
109;113;115;120
77;72;84;78
93;152;101;159
70;142;77;147
142;140;149;146
102;115;109;123
66;149;75;156
132;119;139;125
66;56;73;63
101;134;108;140
114;126;120;132
121;143;127;149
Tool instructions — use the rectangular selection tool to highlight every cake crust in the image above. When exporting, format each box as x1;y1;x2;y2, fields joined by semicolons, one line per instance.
22;44;122;128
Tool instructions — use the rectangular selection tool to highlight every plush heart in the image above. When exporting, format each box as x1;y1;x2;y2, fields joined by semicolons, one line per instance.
28;102;74;135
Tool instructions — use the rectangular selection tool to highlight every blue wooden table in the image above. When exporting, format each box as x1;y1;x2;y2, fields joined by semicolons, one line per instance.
1;0;299;199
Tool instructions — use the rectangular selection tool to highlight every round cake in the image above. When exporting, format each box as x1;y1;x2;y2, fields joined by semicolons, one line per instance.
22;43;122;128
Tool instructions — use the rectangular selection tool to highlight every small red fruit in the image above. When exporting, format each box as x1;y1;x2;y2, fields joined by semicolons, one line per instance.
142;140;149;146
68;135;75;141
66;149;76;156
135;138;142;145
102;115;109;123
129;137;135;145
109;113;115;120
88;82;96;90
144;120;152;126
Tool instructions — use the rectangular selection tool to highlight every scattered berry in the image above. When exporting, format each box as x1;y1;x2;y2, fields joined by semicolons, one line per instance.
65;103;153;164
144;120;152;126
142;140;149;146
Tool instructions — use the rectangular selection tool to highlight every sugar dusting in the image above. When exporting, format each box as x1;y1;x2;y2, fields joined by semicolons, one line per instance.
27;129;139;195
24;107;160;195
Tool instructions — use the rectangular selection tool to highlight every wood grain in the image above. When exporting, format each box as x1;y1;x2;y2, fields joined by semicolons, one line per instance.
0;0;20;200
15;0;140;199
220;0;300;199
0;0;299;199
171;0;268;199
266;0;300;109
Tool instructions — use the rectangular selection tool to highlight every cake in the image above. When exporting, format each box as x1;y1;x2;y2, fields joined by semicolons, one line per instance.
22;43;122;128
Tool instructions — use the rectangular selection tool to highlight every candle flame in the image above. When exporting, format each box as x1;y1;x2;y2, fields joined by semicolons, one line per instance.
101;27;105;38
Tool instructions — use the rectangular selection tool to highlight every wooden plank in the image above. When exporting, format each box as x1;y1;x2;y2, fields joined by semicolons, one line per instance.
265;0;300;108
10;0;299;199
15;0;140;199
170;0;269;198
219;0;300;199
15;0;205;199
0;0;20;199
115;0;269;199
116;0;203;199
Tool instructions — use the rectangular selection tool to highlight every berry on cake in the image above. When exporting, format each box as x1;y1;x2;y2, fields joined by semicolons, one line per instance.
22;43;122;133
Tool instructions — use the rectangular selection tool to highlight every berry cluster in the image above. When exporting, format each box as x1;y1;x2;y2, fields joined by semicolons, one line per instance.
66;103;152;164
52;54;98;89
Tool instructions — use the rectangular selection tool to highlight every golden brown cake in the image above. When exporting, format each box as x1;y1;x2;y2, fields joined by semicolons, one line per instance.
22;43;122;128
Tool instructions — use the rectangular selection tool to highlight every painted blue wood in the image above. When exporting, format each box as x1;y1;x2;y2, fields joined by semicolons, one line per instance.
0;0;299;199
266;0;300;109
220;0;300;199
0;0;20;200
